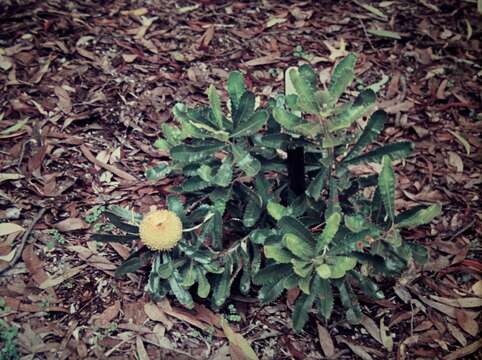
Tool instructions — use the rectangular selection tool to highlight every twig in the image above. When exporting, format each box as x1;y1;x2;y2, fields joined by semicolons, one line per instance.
447;219;475;242
0;208;47;275
358;18;380;55
79;144;138;182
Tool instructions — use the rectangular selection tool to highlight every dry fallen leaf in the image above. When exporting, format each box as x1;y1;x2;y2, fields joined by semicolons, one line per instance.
144;302;174;330
455;309;479;337
54;86;72;114
39;265;87;289
0;222;24;236
221;318;258;360
471;280;482;297
91;301;121;328
317;323;335;357
54;218;89;232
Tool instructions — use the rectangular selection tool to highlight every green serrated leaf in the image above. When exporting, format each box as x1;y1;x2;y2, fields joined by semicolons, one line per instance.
145;162;171;181
227;71;246;114
267;201;289;221
318;279;334;319
264;244;293;263
253;264;292;285
208;84;223;129
233;91;255;130
378;155;396;223
316;264;331;279
306;167;328;201
181;176;210;192
328;53;357;105
259;278;286;303
212;261;232;307
298;276;312;294
213;157;233;187
169;271;194;308
316;212;341;253
170;142;225;163
272;107;304;130
279;216;315;246
283;233;315;260
105;212;139;233
232;144;261;177
291;259;313;277
397;204;442;228
115;247;153;277
289;67;319;114
232;110;267;138
328;90;375;132
196;267;211;298
343;141;413;168
345;110;386;160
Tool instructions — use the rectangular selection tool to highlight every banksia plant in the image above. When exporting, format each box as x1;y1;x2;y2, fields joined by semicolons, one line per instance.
92;53;441;330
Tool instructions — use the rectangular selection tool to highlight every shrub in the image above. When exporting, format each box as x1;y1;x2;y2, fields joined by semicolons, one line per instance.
92;54;441;330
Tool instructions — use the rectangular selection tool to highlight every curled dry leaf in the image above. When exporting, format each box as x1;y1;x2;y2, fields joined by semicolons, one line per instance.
144;302;174;330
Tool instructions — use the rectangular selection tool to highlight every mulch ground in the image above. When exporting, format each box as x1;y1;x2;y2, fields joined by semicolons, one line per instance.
0;1;481;359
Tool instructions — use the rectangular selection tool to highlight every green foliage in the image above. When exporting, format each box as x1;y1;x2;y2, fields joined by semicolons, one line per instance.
93;54;441;332
0;319;18;360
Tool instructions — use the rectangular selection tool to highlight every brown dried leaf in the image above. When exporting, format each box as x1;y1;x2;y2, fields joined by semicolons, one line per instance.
360;315;382;344
0;222;24;236
199;25;215;50
54;86;72;114
54;218;89;232
336;336;373;360
455;309;479;337
447;322;467;346
317;323;335;357
92;301;121;328
22;244;49;286
136;336;150;360
222;318;258;360
39;265;86;289
241;53;280;67
144;302;174;330
443;339;482;360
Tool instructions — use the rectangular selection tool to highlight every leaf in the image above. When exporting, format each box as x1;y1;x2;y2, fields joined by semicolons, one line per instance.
306;167;328;201
396;204;442;228
279;216;315;246
232;144;261;177
289;67;319;114
221;318;259;360
241;184;263;227
318;279;334;319
90;234;139;243
170;142;225;163
213;157;233;187
39;265;87;289
212;260;232;307
292;293;314;332
345;110;386;160
282;233;314;259
447;130;471;155
378;156;396;223
0;223;24;236
342;142;413;168
145;162;171;180
264;244;293;267
169;272;194;309
328;53;356;105
316;212;341;253
266;201;289;221
355;1;387;19
227;71;246;114
272;107;304;130
0;173;24;183
181;176;210;192
196;268;211;298
115;247;153;277
317;323;335;357
259;277;286;303
328;90;376;132
253;264;292;285
54;218;89;232
233;91;255;130
316;264;332;279
167;195;185;218
208;84;223;129
231;110;268;138
367;28;402;40
105;212;139;233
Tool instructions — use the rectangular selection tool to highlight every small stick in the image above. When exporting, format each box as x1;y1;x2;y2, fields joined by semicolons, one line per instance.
0;208;47;275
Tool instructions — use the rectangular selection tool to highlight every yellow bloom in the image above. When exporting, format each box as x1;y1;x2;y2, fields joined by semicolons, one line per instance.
139;210;183;251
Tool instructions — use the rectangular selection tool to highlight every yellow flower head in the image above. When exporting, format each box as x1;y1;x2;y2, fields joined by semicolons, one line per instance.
139;210;183;251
